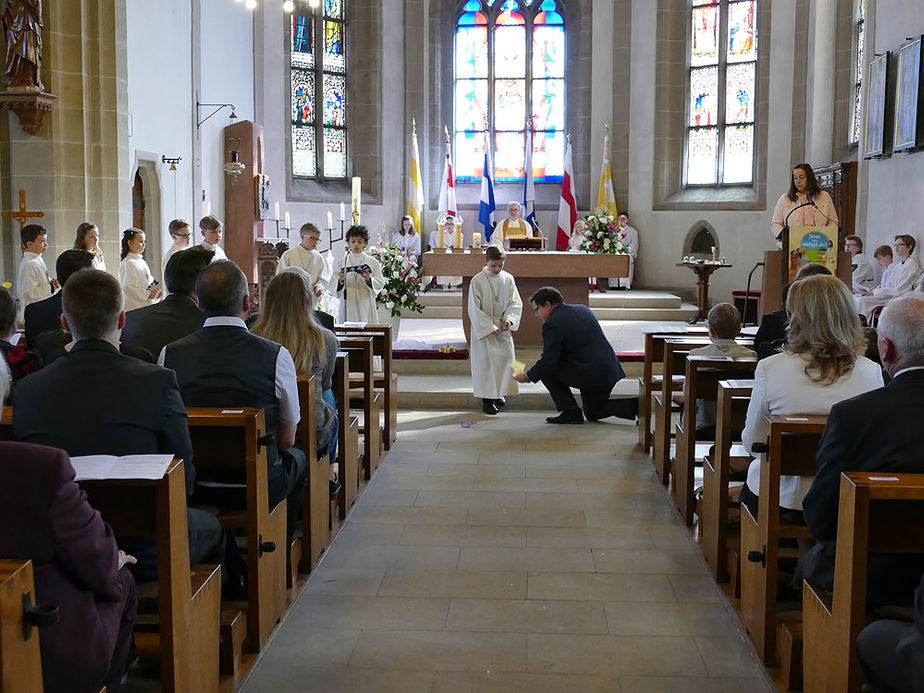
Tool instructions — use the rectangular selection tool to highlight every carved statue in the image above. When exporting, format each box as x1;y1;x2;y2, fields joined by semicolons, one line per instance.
1;0;44;91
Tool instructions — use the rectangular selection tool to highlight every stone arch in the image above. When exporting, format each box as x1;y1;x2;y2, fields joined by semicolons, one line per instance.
131;153;164;277
682;219;720;258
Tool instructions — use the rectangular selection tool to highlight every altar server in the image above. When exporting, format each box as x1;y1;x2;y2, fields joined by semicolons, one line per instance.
468;246;522;415
427;215;463;290
335;225;385;323
277;222;331;297
17;224;58;323
119;228;163;312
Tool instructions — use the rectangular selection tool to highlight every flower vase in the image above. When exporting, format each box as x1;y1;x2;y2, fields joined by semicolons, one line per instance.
377;305;401;342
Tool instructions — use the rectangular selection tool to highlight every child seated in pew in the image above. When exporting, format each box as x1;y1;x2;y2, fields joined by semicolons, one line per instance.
335;225;386;324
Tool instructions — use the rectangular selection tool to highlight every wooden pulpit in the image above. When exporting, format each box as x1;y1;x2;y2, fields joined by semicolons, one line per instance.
223;120;269;283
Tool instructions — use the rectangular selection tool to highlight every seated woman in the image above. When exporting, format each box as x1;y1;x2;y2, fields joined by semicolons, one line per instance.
741;274;883;514
253;268;340;497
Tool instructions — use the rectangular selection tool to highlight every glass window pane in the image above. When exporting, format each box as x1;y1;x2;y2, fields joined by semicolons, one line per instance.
853;83;862;143
323;73;346;126
856;22;864;83
690;66;718;126
495;131;525;182
531;78;564;131
293;125;317;177
324;0;342;18
495;25;526;78
534;10;564;25
498;4;522;17
456;79;488;131
324;20;345;73
691;5;719;66
455;131;487;182
292;67;315;125
687;127;717;184
723;124;753;183
292;15;314;67
532;25;564;78
458;10;488;25
727;1;757;63
323;128;346;178
692;0;717;5
495;78;526;131
725;62;754;123
456;25;488;78
531;129;564;182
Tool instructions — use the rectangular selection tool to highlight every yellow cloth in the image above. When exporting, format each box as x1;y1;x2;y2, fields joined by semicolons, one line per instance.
502;218;531;239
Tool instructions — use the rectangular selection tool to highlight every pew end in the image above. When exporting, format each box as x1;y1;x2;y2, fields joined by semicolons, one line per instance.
0;559;46;691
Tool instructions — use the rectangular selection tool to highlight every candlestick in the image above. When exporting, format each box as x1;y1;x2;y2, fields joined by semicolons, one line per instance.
351;177;361;222
327;210;333;229
454;222;462;250
339;202;346;221
274;201;280;221
438;221;445;250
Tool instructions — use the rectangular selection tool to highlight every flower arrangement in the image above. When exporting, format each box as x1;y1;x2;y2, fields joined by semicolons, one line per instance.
368;239;430;318
578;213;629;255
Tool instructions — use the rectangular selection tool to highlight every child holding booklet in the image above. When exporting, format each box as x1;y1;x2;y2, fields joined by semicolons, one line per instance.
468;246;522;415
335;225;385;323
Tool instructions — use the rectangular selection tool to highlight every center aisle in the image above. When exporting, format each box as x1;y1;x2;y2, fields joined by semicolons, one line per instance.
242;411;774;692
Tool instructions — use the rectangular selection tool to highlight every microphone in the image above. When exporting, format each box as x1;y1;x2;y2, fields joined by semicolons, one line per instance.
779;200;815;241
807;194;838;225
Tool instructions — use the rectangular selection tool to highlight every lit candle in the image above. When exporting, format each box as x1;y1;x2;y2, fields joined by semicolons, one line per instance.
472;232;481;248
284;210;290;230
274;201;280;221
351;177;361;221
327;210;333;229
339;202;345;221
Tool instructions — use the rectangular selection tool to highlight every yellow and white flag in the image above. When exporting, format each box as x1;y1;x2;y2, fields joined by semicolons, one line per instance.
596;125;618;218
407;118;424;232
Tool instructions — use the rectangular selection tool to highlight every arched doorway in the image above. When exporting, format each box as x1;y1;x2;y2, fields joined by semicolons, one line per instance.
132;171;145;230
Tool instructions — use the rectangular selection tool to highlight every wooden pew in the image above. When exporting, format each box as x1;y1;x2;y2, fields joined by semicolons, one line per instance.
333;352;360;521
702;379;753;583
296;375;331;573
0;407;10;440
335;324;397;450
671;356;756;526
652;339;703;485
337;336;383;479
803;472;924;693
185;408;287;654
0;560;48;691
740;414;826;664
82;459;221;692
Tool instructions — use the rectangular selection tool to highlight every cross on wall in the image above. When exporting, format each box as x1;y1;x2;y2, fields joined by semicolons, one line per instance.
2;189;44;229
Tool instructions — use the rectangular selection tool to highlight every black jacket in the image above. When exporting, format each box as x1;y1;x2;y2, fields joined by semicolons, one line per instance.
121;293;206;358
23;292;63;345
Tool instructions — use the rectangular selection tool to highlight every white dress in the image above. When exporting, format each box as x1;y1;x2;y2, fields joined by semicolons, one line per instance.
120;252;162;312
335;250;385;323
16;251;54;322
468;267;522;399
427;231;462;288
277;244;332;295
392;232;421;259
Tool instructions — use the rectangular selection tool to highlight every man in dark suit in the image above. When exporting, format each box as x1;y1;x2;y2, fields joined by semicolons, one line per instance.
121;245;213;358
801;295;924;607
513;285;637;424
24;248;94;345
13;269;227;584
0;441;137;693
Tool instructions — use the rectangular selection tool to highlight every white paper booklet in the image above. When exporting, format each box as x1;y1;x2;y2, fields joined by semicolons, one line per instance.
70;454;174;481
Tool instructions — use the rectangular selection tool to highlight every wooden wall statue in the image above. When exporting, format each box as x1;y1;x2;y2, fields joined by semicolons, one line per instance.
223;120;267;283
0;0;56;134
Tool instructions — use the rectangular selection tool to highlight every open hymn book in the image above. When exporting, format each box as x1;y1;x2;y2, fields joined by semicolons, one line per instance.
69;454;175;482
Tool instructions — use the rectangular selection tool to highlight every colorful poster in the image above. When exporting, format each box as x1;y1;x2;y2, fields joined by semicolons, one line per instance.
787;226;839;283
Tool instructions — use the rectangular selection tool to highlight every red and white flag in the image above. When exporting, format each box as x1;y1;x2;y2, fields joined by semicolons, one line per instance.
555;138;577;250
438;129;457;219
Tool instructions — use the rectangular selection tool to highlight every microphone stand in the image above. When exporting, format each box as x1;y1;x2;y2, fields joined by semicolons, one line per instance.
779;200;815;241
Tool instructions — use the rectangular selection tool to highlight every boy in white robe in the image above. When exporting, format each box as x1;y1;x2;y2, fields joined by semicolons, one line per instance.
17;224;58;325
198;215;227;261
277;222;331;297
161;218;192;281
335;225;386;323
468;245;522;415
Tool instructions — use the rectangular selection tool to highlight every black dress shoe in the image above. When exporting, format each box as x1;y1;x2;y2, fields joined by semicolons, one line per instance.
329;478;342;500
483;399;499;415
495;397;507;407
546;410;584;424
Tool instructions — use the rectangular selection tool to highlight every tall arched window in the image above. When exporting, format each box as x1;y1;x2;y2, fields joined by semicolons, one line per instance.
291;0;347;179
686;0;757;186
454;0;565;183
850;0;866;145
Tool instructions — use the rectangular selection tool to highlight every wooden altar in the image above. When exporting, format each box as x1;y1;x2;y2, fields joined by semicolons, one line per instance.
422;251;629;346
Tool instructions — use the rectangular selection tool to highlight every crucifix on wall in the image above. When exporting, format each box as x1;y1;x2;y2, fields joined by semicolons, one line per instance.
2;189;44;231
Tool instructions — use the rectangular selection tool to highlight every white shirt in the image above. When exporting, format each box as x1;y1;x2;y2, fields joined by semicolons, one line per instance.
872;257;920;298
276;244;332;293
162;242;188;279
619;224;639;257
201;240;227;262
17;251;54;320
393;233;421;258
157;316;301;427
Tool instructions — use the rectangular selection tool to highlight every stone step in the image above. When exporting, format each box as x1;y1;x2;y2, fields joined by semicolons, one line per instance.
588;291;683;309
413;305;464;319
590;304;700;322
418;291;462;307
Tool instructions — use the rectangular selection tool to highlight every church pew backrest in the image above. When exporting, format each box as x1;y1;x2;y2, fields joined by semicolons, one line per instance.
0;559;45;692
335;325;396;449
333;352;360;514
295;375;330;572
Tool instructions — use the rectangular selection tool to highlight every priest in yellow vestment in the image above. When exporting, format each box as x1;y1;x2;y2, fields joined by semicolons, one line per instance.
489;201;534;247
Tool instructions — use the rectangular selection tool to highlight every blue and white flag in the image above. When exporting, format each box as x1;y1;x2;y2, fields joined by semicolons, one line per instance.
523;142;536;229
479;148;497;241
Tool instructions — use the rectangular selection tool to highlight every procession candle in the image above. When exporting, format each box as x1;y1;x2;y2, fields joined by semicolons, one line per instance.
454;220;462;249
327;210;333;229
274;201;280;221
339;202;345;221
284;210;290;230
351;177;361;220
438;221;445;249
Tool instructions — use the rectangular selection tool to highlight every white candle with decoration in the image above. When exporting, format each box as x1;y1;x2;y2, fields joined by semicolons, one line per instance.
351;177;361;222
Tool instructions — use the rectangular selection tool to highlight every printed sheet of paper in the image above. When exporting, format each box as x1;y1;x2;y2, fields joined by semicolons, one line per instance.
725;380;755;388
70;454;174;481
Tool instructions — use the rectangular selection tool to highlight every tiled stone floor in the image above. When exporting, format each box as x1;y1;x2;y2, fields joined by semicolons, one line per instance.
241;410;775;692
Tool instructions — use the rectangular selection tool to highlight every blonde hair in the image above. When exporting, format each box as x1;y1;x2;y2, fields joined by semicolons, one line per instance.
252;269;327;374
784;274;865;385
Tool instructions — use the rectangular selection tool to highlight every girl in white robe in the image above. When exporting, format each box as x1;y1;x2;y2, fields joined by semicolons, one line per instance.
335;225;386;324
468;247;522;414
119;228;163;312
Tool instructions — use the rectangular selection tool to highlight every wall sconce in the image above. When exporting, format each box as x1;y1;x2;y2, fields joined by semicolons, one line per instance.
162;155;182;171
224;146;246;183
197;101;238;129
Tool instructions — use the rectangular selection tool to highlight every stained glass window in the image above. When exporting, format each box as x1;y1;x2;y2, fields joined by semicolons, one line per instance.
454;0;565;183
851;0;865;144
290;1;347;179
686;0;757;186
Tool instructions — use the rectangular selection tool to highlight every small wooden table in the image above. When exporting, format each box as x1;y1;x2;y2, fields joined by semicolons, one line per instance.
676;261;732;324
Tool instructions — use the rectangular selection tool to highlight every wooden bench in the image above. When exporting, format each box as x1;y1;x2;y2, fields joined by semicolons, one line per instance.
671;356;756;526
337;336;384;479
185;408;287;654
296;375;331;573
652;339;704;485
702;379;753;583
0;559;48;691
82;459;221;692
335;324;397;450
333;352;361;521
803;472;924;693
740;414;826;664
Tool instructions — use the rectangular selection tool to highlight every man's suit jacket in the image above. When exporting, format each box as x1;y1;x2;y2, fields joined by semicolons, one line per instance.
753;309;787;361
121;293;206;357
315;309;335;333
526;302;625;389
801;369;924;606
0;442;135;693
23;291;62;345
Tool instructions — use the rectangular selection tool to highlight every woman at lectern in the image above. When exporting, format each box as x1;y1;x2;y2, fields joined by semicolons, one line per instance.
770;163;839;241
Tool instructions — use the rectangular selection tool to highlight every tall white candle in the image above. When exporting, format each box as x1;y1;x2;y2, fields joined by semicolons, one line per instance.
284;210;290;230
339;202;345;221
327;210;333;229
351;177;361;220
274;201;280;221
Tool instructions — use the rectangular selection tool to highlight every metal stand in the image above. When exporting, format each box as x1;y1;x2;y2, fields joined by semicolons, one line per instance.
742;262;765;326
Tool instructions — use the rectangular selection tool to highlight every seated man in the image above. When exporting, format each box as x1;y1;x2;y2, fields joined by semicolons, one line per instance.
121;245;213;357
513;286;637;424
800;295;924;607
0;441;137;693
160;260;308;539
24;248;94;345
13;269;227;584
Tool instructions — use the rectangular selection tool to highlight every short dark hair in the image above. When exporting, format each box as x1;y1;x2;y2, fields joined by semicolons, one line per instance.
62;269;123;339
199;215;222;231
21;224;46;246
895;234;917;254
346;225;369;243
706;302;742;340
165;246;214;295
0;287;16;337
196;260;248;317
529;286;563;307
56;249;95;287
299;222;320;237
874;244;893;259
795;262;832;279
485;246;505;262
168;219;190;235
845;235;863;251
